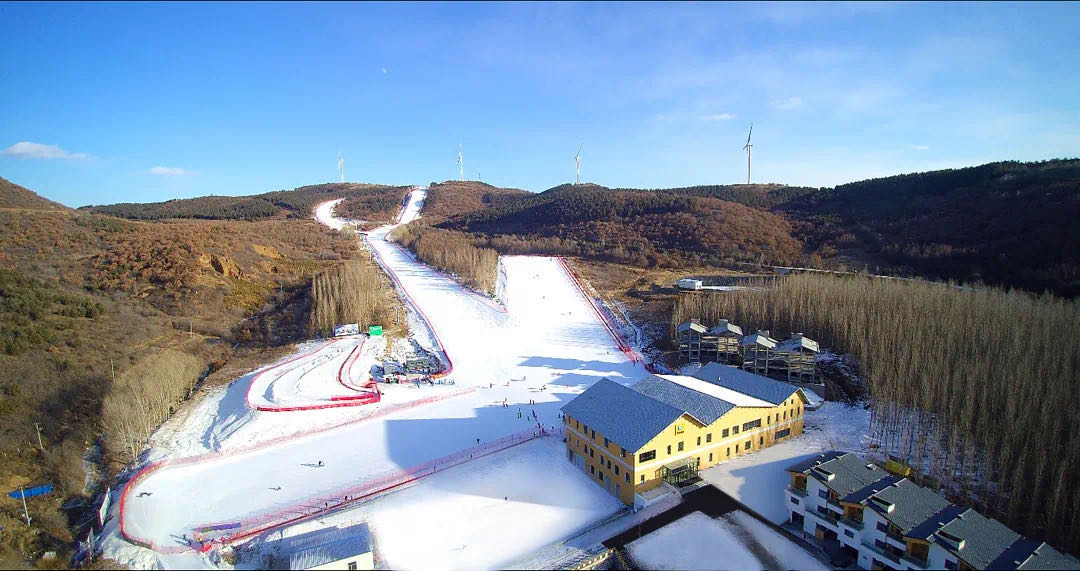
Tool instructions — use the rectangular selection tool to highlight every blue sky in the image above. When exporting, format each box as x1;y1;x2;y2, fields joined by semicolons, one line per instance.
1;2;1077;207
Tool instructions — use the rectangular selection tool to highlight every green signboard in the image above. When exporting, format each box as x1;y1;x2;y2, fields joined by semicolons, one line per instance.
369;325;383;337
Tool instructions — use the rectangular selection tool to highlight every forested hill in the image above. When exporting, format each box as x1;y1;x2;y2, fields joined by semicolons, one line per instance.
421;180;531;224
776;159;1080;296
80;182;407;221
439;183;804;267
0;176;69;210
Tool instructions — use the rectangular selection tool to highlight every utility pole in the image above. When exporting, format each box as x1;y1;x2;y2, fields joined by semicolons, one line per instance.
33;423;44;452
20;488;31;526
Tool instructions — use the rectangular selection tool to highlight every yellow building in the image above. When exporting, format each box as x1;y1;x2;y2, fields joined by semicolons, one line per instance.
561;363;809;507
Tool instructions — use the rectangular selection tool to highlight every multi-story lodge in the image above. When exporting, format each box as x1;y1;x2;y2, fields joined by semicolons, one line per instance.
561;367;809;507
785;451;1079;571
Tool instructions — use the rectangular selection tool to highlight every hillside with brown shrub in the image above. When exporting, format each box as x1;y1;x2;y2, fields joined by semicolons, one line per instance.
440;183;802;268
332;185;411;229
0;177;68;211
421;180;530;224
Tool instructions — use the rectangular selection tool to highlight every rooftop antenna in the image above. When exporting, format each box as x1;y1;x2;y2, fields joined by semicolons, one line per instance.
458;144;464;181
742;123;753;184
338;151;344;183
574;143;582;185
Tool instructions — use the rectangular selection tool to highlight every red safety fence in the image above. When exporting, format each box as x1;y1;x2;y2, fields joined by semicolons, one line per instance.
196;426;555;548
244;338;384;412
557;257;644;364
117;386;477;553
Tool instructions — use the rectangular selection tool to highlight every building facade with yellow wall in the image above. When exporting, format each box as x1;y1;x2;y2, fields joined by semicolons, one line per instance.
561;363;809;507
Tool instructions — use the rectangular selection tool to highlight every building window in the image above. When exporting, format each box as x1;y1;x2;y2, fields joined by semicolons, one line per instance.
818;489;828;499
776;428;791;439
875;539;887;551
621;447;626;458
876;521;888;532
727;447;731;457
675;423;685;434
615;465;620;475
583;424;588;434
625;472;631;484
598;471;604;482
576;420;580;429
706;433;712;443
783;410;787;419
591;465;595;474
709;452;713;462
742;419;761;431
640;475;645;483
607;459;612;470
768;415;771;424
944;560;957;570
678;441;684;452
640;450;656;462
790;496;799;505
590;448;594;458
667;445;671;455
745;439;752;450
735;444;739;453
733;425;740;435
348;563;358;571
844;529;854;538
591;429;596;439
697;436;701;446
604;437;609;448
759;436;763;446
722;428;729;438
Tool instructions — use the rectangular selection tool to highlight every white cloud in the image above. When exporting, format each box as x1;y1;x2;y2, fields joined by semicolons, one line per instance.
381;67;387;74
701;113;736;121
148;166;198;176
773;96;802;110
1;141;89;160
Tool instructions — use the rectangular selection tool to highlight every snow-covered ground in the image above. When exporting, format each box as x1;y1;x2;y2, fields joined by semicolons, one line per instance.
246;437;624;571
103;187;648;568
698;401;872;524
627;511;763;571
726;511;829;571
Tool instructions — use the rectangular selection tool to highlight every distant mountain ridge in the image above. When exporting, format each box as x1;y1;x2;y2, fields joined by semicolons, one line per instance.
63;157;1080;296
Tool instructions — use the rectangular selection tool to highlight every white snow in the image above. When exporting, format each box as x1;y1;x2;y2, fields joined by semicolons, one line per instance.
657;374;776;407
698;401;871;524
627;511;762;571
726;511;830;571
105;187;649;568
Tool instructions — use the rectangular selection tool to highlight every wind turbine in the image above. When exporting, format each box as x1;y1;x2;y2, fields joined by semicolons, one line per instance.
458;144;464;181
742;123;753;184
574;144;582;185
338;151;344;183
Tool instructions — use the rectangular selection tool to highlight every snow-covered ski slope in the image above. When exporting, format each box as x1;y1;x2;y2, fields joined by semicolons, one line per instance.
359;187;646;391
246;336;380;411
116;187;646;559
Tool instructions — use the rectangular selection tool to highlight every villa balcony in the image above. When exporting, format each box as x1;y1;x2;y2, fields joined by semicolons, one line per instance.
839;516;864;531
864;540;902;566
826;499;845;514
902;554;929;570
787;486;808;497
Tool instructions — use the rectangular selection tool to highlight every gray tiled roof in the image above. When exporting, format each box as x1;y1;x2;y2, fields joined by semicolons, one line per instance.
561;378;683;452
693;362;801;405
677;321;707;334
905;503;967;540
867;479;952;533
287;523;371;570
631;375;735;425
931;509;1019;569
809;452;892;497
1015;541;1080;570
842;474;903;505
707;320;743;337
